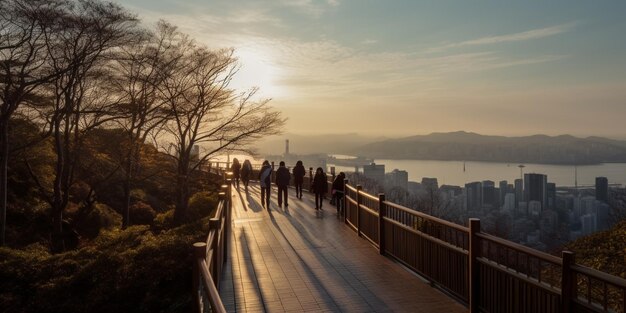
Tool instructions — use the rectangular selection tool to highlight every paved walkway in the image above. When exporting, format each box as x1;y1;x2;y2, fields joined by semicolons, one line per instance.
219;185;467;313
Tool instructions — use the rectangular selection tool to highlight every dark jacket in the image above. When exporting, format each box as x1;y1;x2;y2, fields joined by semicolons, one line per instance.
312;172;328;194
259;165;272;188
231;162;241;179
275;166;290;187
332;174;345;192
292;164;306;182
241;161;252;180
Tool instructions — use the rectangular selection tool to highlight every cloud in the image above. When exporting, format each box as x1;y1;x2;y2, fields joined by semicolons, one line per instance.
430;23;576;52
361;39;378;45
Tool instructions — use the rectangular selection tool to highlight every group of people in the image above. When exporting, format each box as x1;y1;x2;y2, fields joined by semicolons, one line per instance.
229;158;346;212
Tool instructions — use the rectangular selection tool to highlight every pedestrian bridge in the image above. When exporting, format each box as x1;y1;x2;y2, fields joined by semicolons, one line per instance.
218;185;465;312
193;169;626;313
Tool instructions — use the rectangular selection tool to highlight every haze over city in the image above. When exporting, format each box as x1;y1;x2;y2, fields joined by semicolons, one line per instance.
114;0;626;138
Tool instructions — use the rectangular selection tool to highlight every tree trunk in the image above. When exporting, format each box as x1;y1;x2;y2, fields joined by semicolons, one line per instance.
0;120;8;246
121;150;133;229
51;121;65;253
174;156;190;224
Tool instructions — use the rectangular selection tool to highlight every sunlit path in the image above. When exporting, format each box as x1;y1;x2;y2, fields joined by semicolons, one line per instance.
219;185;466;313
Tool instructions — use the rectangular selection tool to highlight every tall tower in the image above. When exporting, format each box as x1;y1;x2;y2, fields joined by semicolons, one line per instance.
285;139;290;156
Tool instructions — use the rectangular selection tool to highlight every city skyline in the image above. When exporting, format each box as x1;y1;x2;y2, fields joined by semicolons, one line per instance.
114;0;626;138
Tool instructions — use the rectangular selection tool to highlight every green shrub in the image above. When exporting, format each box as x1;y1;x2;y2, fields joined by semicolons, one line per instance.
153;209;175;230
0;221;210;313
187;191;218;221
73;203;122;239
129;201;157;226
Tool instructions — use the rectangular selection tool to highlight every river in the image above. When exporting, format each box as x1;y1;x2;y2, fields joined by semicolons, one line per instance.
329;159;626;187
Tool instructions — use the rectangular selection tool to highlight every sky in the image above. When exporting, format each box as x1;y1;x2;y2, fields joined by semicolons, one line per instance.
114;0;626;138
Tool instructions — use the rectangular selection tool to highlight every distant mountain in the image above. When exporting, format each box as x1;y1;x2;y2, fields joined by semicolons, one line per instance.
352;131;626;165
254;133;387;155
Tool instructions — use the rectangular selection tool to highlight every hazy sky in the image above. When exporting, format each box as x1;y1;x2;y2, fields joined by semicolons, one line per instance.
115;0;626;138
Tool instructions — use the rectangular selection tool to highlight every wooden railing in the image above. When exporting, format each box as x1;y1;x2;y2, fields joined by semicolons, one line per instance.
343;181;626;313
200;161;626;313
192;171;232;313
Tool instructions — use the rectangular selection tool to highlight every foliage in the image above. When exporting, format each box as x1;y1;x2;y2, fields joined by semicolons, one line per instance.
129;201;157;226
0;220;210;313
187;192;219;222
566;220;626;279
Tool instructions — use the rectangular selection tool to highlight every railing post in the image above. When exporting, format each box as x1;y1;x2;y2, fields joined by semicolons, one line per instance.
561;251;575;313
469;218;481;313
219;191;228;261
192;242;207;313
343;179;349;223
356;185;362;237
378;193;385;255
309;167;313;192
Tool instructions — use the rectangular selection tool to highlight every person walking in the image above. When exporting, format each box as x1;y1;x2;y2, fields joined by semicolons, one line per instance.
241;159;253;190
292;160;305;199
231;158;241;189
331;172;346;214
312;167;328;210
259;160;272;208
275;161;290;207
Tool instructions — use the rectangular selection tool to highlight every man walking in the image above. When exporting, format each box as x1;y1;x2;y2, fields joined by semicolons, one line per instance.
276;161;291;207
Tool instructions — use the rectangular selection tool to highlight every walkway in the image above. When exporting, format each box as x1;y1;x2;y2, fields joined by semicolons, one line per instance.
219;185;467;313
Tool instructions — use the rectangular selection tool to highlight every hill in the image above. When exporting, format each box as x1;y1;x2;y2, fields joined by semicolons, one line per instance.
352;131;626;165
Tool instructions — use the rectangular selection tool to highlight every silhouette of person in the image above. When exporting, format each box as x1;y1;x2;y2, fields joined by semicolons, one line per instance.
241;159;253;190
312;167;328;210
332;172;346;214
292;160;306;199
259;160;272;208
231;158;241;189
275;161;290;207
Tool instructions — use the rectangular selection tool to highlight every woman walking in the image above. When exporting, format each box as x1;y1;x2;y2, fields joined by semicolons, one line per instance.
312;167;328;210
259;160;272;208
331;172;346;214
231;158;241;189
292;160;305;199
241;159;253;190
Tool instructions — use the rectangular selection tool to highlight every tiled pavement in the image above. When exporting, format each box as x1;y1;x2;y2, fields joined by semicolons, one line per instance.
219;185;467;313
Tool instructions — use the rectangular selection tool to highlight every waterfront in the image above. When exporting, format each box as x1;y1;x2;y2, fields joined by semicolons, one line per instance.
329;159;626;187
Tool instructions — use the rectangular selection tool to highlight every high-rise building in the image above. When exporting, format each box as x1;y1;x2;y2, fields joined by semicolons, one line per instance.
503;193;516;212
421;177;439;190
547;183;556;210
387;169;409;190
514;179;523;208
524;173;547;210
363;163;385;184
465;181;482;211
580;214;597;235
482;180;496;208
499;180;508;207
595;177;608;203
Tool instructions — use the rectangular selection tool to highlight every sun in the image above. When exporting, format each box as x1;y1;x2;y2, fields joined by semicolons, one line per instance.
231;45;287;99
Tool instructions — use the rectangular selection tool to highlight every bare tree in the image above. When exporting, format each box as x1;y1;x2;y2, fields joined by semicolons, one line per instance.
35;0;138;251
0;0;69;246
109;21;173;228
157;30;284;223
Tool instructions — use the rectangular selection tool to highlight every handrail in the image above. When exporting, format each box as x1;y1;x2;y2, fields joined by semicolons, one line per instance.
383;199;469;233
342;181;626;313
571;264;626;289
197;258;227;313
192;169;232;313
475;232;562;266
